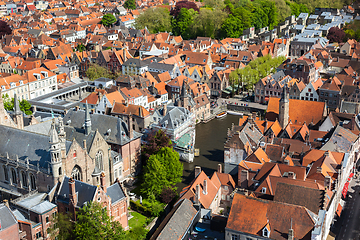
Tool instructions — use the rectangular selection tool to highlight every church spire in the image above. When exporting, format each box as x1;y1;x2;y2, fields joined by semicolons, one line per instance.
13;93;24;129
279;86;289;129
85;101;91;135
14;93;21;115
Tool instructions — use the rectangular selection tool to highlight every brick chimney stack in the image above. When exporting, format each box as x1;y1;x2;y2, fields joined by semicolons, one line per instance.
195;184;200;205
217;164;222;173
204;179;207;195
100;172;106;193
195;166;201;178
128;114;134;139
69;178;77;207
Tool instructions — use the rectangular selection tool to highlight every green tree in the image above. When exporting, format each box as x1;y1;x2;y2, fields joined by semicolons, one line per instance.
172;8;197;39
47;212;74;240
141;147;182;200
76;43;86;52
2;94;33;115
193;8;227;38
135;8;172;34
101;13;117;27
74;201;127;240
124;0;136;10
86;64;115;81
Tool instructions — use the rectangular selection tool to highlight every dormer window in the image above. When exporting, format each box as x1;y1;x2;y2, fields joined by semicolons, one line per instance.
261;187;267;193
10;82;15;88
263;226;270;238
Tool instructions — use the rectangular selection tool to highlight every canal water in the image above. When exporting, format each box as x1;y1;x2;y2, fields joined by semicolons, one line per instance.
177;114;242;191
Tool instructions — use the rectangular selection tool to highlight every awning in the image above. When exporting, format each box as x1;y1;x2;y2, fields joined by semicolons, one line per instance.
265;96;269;101
336;203;343;217
342;182;349;198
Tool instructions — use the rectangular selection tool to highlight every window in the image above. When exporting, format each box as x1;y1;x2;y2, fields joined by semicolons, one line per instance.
222;194;226;200
46;216;49;223
36;232;42;239
11;168;17;185
231;234;239;240
73;150;77;158
59;167;62;176
261;187;267;193
71;165;82;181
263;227;270;237
3;165;8;181
95;151;103;170
21;171;27;188
224;186;228;190
30;174;36;190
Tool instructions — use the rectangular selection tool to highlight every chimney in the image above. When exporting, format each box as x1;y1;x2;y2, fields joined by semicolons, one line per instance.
3;199;9;208
83;139;87;151
69;178;77;206
239;170;249;188
252;112;257;120
195;184;200;204
100;172;106;193
123;47;127;63
203;179;207;195
163;104;167;116
324;175;331;189
195;166;201;177
288;228;294;240
217;164;222;173
128;114;134;139
288;171;295;179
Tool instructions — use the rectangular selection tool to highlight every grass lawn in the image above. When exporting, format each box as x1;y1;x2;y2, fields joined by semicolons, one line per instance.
129;211;148;229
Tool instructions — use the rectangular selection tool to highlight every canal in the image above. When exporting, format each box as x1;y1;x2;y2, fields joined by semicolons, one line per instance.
178;114;242;191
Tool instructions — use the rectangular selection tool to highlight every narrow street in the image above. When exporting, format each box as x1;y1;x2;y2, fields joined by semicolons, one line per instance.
335;177;360;240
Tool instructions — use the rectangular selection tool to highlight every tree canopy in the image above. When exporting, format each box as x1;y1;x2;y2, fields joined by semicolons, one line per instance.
327;27;346;43
0;20;12;38
2;94;33;115
135;8;172;34
170;0;200;18
233;54;286;91
101;13;117;27
141;129;173;162
141;147;182;200
86;64;118;80
74;201;127;240
123;0;136;10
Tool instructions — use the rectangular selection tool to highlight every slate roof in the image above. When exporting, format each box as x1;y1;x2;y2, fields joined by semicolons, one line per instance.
151;198;198;240
106;182;126;205
0;203;18;231
0;125;71;168
321;125;358;153
158;106;192;130
57;176;97;208
63;109;142;146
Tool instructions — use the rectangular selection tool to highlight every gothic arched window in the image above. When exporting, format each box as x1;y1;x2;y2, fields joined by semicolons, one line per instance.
71;165;82;181
30;174;36;190
11;168;17;185
21;171;27;188
95;151;103;170
2;165;8;181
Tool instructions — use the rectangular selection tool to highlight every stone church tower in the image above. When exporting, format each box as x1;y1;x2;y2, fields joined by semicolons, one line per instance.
279;86;289;129
49;119;63;182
